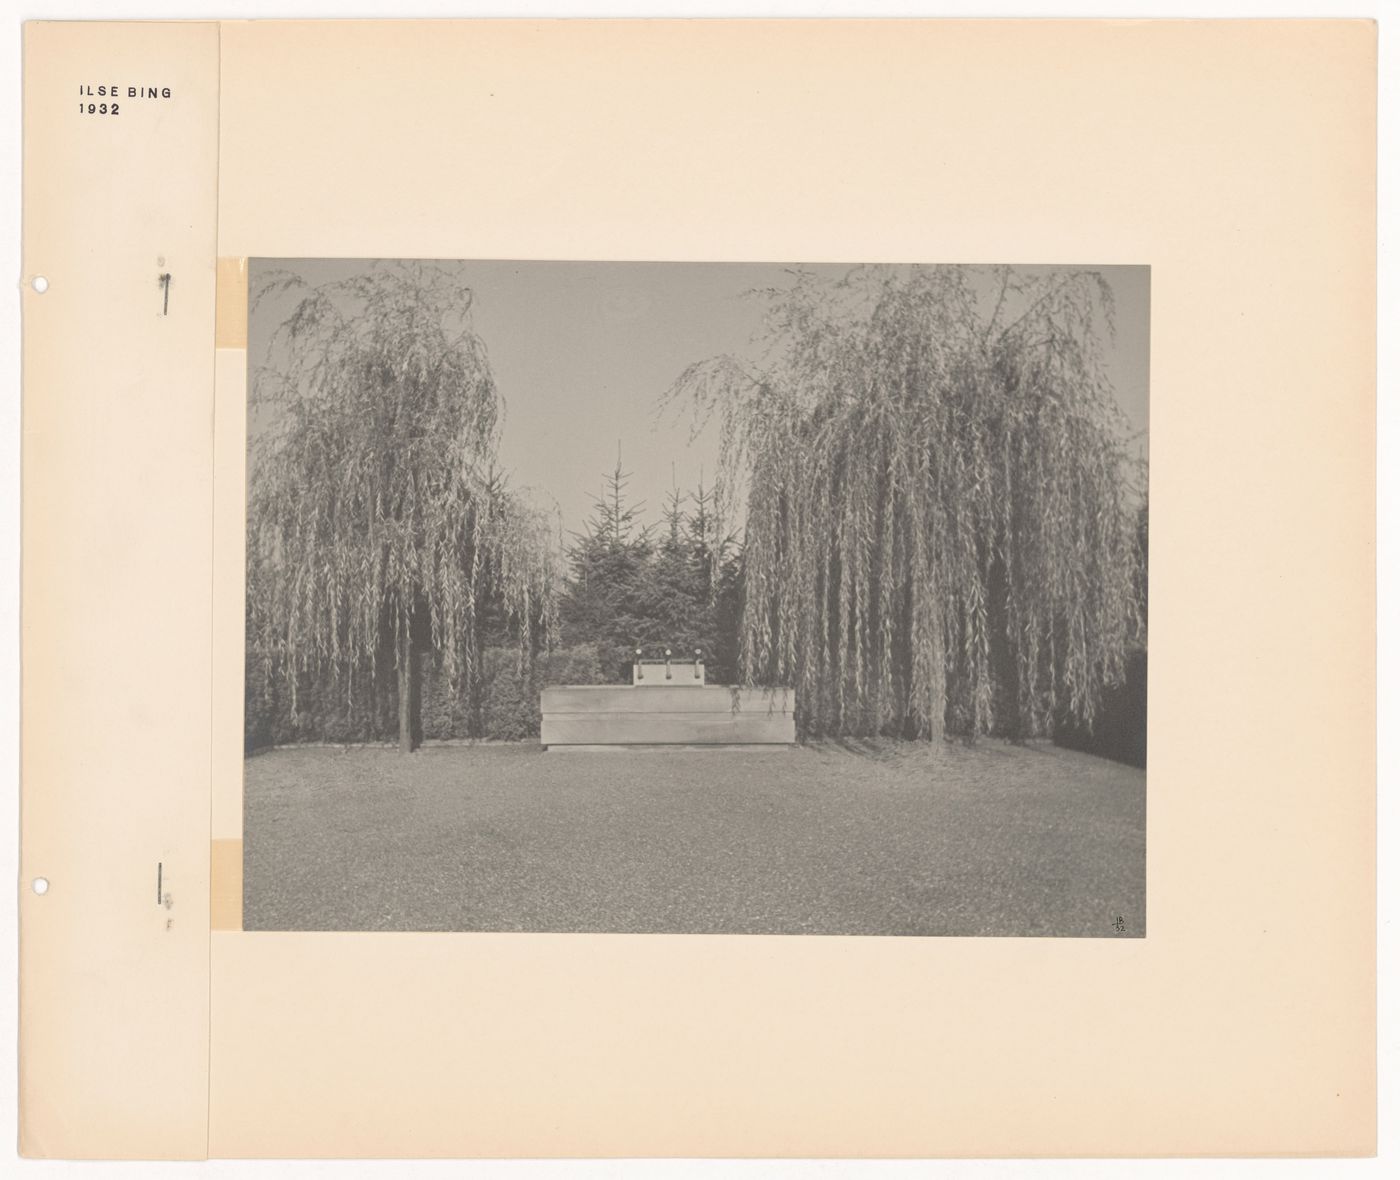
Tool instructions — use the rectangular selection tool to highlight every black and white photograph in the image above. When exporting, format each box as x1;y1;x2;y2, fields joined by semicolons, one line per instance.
243;259;1149;936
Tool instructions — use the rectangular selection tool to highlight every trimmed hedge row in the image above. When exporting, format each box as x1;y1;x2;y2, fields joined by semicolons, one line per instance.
244;643;607;752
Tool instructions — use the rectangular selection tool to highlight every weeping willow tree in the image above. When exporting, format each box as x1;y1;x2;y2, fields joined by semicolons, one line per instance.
665;265;1144;741
247;261;558;753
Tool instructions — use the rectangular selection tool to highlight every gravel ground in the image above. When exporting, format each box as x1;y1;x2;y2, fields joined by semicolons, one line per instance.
243;739;1145;936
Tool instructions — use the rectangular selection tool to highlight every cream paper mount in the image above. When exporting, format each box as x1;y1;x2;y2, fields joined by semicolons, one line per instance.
20;18;1376;1160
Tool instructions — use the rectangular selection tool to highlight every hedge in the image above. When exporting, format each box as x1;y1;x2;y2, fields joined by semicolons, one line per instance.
244;643;607;751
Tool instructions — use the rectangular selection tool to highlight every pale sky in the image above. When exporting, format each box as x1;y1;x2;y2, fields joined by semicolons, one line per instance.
251;260;1148;537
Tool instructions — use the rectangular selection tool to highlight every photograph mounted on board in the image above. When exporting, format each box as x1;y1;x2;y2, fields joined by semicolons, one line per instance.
242;259;1149;937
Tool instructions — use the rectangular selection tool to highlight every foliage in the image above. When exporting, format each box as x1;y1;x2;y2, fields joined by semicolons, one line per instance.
1054;497;1147;766
478;642;609;740
664;265;1144;740
1053;645;1147;768
428;642;610;741
560;454;742;682
246;262;558;749
558;450;655;679
245;643;607;749
631;475;743;683
245;261;1143;754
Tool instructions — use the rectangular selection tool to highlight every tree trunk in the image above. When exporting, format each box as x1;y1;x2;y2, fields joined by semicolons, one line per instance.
927;579;946;743
398;648;415;754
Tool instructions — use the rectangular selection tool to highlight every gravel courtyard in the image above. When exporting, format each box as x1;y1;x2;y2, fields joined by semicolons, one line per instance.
243;740;1145;937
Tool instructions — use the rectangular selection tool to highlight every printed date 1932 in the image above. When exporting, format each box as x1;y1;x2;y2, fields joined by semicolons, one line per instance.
78;83;173;116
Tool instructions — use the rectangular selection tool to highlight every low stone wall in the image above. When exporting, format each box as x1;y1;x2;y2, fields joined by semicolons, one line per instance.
540;685;796;748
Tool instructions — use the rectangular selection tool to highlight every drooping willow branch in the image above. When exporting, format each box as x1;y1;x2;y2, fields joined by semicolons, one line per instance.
246;262;559;722
664;265;1143;740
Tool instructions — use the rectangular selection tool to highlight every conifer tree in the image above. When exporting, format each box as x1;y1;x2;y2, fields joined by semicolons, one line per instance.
560;446;654;678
